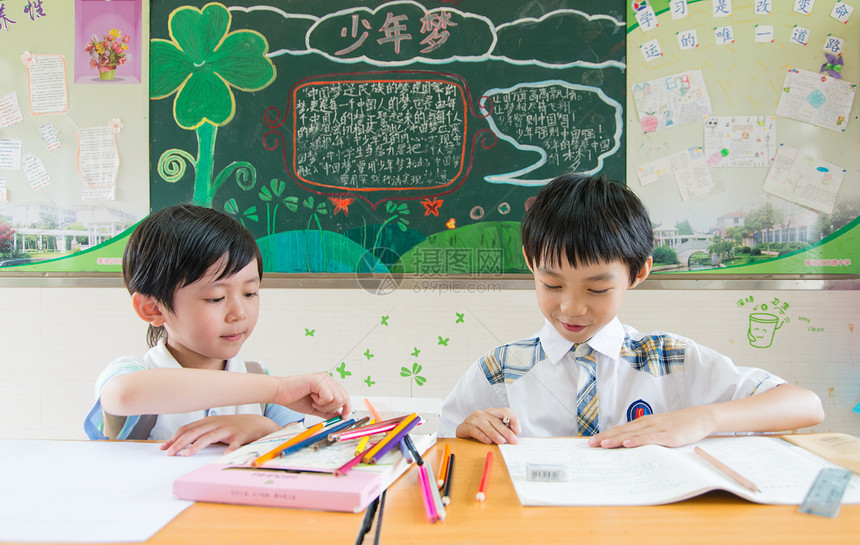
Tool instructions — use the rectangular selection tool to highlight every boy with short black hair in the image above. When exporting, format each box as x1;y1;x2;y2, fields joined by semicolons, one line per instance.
85;204;351;455
439;174;823;448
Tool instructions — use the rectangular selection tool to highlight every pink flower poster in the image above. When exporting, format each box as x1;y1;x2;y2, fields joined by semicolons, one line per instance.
74;0;142;84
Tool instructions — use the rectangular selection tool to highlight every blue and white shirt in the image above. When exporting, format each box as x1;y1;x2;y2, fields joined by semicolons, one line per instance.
438;318;784;437
84;339;304;440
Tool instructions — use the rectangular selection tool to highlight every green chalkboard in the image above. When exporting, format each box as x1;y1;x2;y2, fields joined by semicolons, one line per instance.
149;0;627;274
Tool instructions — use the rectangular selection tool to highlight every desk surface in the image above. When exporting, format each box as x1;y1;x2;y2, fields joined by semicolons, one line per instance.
13;439;860;545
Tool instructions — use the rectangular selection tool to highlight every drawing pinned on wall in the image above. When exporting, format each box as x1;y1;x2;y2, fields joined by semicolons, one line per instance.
641;38;663;61
670;0;690;19
712;0;733;17
38;123;61;151
755;25;775;44
22;152;51;191
677;30;699;51
775;67;856;132
634;4;659;32
789;25;811;46
755;1;773;15
737;295;791;349
400;362;427;397
77;120;122;201
632;69;712;134
74;0;142;84
703;116;776;168
823;34;845;55
793;0;817;16
714;25;735;45
0;138;23;170
762;145;845;214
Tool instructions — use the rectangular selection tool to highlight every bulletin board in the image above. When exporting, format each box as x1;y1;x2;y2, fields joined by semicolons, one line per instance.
0;0;150;273
625;0;859;275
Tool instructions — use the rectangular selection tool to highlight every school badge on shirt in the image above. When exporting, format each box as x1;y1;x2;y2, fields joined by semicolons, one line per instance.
626;399;653;422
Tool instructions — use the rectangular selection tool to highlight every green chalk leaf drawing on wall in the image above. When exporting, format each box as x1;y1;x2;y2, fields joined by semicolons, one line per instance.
151;2;276;207
400;362;427;397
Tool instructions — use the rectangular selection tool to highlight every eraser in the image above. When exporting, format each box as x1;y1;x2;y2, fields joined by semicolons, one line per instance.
526;463;570;482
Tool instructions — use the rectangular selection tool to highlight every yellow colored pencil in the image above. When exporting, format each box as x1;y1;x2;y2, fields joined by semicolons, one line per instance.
252;421;325;467
361;413;418;464
355;419;375;455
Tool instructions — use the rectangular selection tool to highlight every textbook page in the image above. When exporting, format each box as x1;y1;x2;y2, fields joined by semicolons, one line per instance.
499;437;860;506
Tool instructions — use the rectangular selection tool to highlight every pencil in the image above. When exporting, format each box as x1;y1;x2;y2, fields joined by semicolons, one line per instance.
364;398;384;422
373;490;386;545
422;459;447;521
398;438;414;463
335;440;378;476
362;413;418;464
280;418;356;456
437;443;451;487
313;417;367;450
476;450;493;502
441;453;454;505
252;421;325;467
402;434;425;466
417;463;439;522
364;416;421;464
694;446;760;493
328;415;409;442
354;419;375;455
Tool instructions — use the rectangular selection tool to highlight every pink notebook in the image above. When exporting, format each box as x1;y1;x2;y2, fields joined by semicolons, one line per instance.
174;425;436;513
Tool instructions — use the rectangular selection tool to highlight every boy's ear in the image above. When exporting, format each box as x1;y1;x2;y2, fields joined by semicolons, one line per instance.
630;256;653;289
522;246;535;273
131;293;167;327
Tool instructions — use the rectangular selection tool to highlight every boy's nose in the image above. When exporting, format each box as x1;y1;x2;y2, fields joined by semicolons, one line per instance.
560;296;585;316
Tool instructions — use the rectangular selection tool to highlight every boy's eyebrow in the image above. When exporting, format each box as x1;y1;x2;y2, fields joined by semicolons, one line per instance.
537;267;617;282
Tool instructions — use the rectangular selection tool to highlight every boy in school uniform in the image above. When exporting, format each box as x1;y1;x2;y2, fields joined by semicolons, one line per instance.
439;174;824;448
84;204;351;455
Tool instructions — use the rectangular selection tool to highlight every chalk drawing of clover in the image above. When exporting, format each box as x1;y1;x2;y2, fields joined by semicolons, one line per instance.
400;362;426;397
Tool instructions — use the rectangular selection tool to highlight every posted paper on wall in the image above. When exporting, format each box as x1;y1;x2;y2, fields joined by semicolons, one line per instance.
631;69;712;133
775;68;856;132
0;92;24;128
763;145;845;214
26;54;69;115
77;125;119;200
22;153;52;191
671;147;714;201
0;138;23;170
704;116;777;167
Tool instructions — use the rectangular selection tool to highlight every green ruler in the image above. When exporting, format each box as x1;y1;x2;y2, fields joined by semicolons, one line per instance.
799;468;854;518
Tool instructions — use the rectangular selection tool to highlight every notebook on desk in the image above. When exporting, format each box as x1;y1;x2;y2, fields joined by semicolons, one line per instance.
498;436;860;506
174;422;436;513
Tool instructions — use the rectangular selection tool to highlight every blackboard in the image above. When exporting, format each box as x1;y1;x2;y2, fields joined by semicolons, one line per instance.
149;0;627;274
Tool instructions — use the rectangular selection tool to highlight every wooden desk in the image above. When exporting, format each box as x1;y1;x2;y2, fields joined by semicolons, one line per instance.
9;439;857;545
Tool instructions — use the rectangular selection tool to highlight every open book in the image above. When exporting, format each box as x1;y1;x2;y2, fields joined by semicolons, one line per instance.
498;436;860;506
175;422;436;512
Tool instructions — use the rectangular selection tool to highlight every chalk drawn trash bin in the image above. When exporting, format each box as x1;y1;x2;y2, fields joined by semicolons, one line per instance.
748;313;782;349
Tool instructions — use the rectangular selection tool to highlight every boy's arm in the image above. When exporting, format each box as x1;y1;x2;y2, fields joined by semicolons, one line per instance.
588;383;824;449
100;368;351;418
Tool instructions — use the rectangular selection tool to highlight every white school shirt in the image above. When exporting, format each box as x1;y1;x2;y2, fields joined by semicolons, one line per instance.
84;339;303;440
438;318;785;437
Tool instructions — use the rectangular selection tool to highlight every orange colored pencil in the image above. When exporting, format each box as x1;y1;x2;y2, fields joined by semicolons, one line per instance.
364;398;384;422
251;421;325;467
437;443;451;487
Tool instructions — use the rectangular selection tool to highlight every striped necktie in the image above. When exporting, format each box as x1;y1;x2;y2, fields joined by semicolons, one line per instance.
574;343;599;437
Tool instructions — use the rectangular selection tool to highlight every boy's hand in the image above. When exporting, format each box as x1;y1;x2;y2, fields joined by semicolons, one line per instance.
161;414;281;456
275;372;352;419
587;405;714;449
456;408;521;445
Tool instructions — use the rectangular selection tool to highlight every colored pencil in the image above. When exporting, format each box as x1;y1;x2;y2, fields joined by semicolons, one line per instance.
373;490;386;545
403;434;424;466
312;417;367;450
361;413;418;464
252;421;325;467
398;438;414;463
335;440;378;476
364;398;384;422
328;415;409;442
476;450;493;502
422;459;447;521
441;453;455;505
417;463;439;522
279;418;357;456
364;416;421;464
355;419;375;455
437;443;451;487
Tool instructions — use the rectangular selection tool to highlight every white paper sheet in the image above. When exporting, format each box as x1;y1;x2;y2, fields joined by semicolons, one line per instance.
704;115;776;167
499;437;860;506
762;145;845;214
631;69;712;133
0;91;24;128
776;68;856;132
0;440;221;543
27;54;69;115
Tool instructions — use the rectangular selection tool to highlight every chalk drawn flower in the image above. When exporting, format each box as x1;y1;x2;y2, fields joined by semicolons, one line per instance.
150;2;275;130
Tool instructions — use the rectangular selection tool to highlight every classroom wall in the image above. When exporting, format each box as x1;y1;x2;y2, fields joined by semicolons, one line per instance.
1;283;857;439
